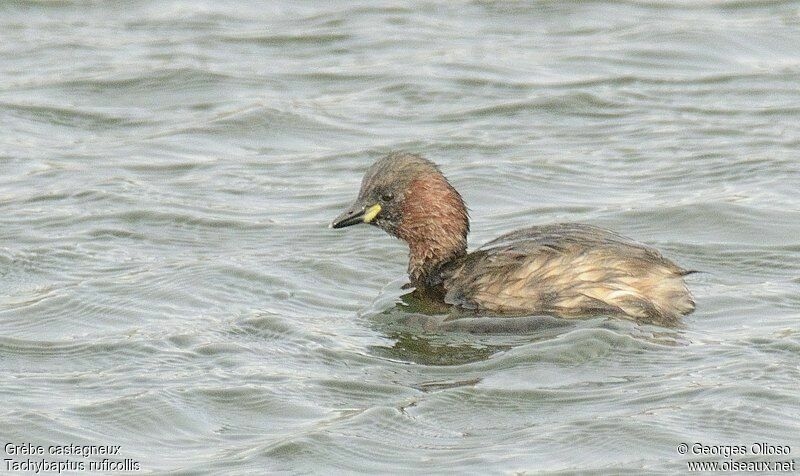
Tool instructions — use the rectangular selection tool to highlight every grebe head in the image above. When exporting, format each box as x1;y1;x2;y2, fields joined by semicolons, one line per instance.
330;152;469;282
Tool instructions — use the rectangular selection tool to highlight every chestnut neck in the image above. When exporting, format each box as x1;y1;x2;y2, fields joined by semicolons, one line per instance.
395;174;469;285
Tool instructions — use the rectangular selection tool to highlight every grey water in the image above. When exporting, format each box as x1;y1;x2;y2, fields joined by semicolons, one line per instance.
1;1;799;474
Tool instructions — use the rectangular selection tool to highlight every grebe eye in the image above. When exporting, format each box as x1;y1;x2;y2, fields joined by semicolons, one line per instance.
381;191;394;202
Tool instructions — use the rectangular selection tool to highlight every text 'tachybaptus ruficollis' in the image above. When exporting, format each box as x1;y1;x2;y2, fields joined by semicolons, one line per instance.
331;153;695;324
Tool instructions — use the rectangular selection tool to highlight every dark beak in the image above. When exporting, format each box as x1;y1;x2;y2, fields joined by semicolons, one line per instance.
330;204;366;229
329;201;382;229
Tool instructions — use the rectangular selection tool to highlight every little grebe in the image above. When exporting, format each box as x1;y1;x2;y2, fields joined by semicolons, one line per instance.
331;153;695;324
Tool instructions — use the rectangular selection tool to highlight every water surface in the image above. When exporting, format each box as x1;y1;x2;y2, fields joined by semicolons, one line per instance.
1;1;799;473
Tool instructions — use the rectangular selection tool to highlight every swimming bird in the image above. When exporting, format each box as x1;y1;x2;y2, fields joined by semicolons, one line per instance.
330;153;695;324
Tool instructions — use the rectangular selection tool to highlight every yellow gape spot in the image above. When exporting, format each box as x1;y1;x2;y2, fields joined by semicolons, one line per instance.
363;204;382;223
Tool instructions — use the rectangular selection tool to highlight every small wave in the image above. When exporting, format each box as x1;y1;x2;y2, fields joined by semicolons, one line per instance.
0;101;150;130
0;336;156;358
441;93;630;121
217;32;352;46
